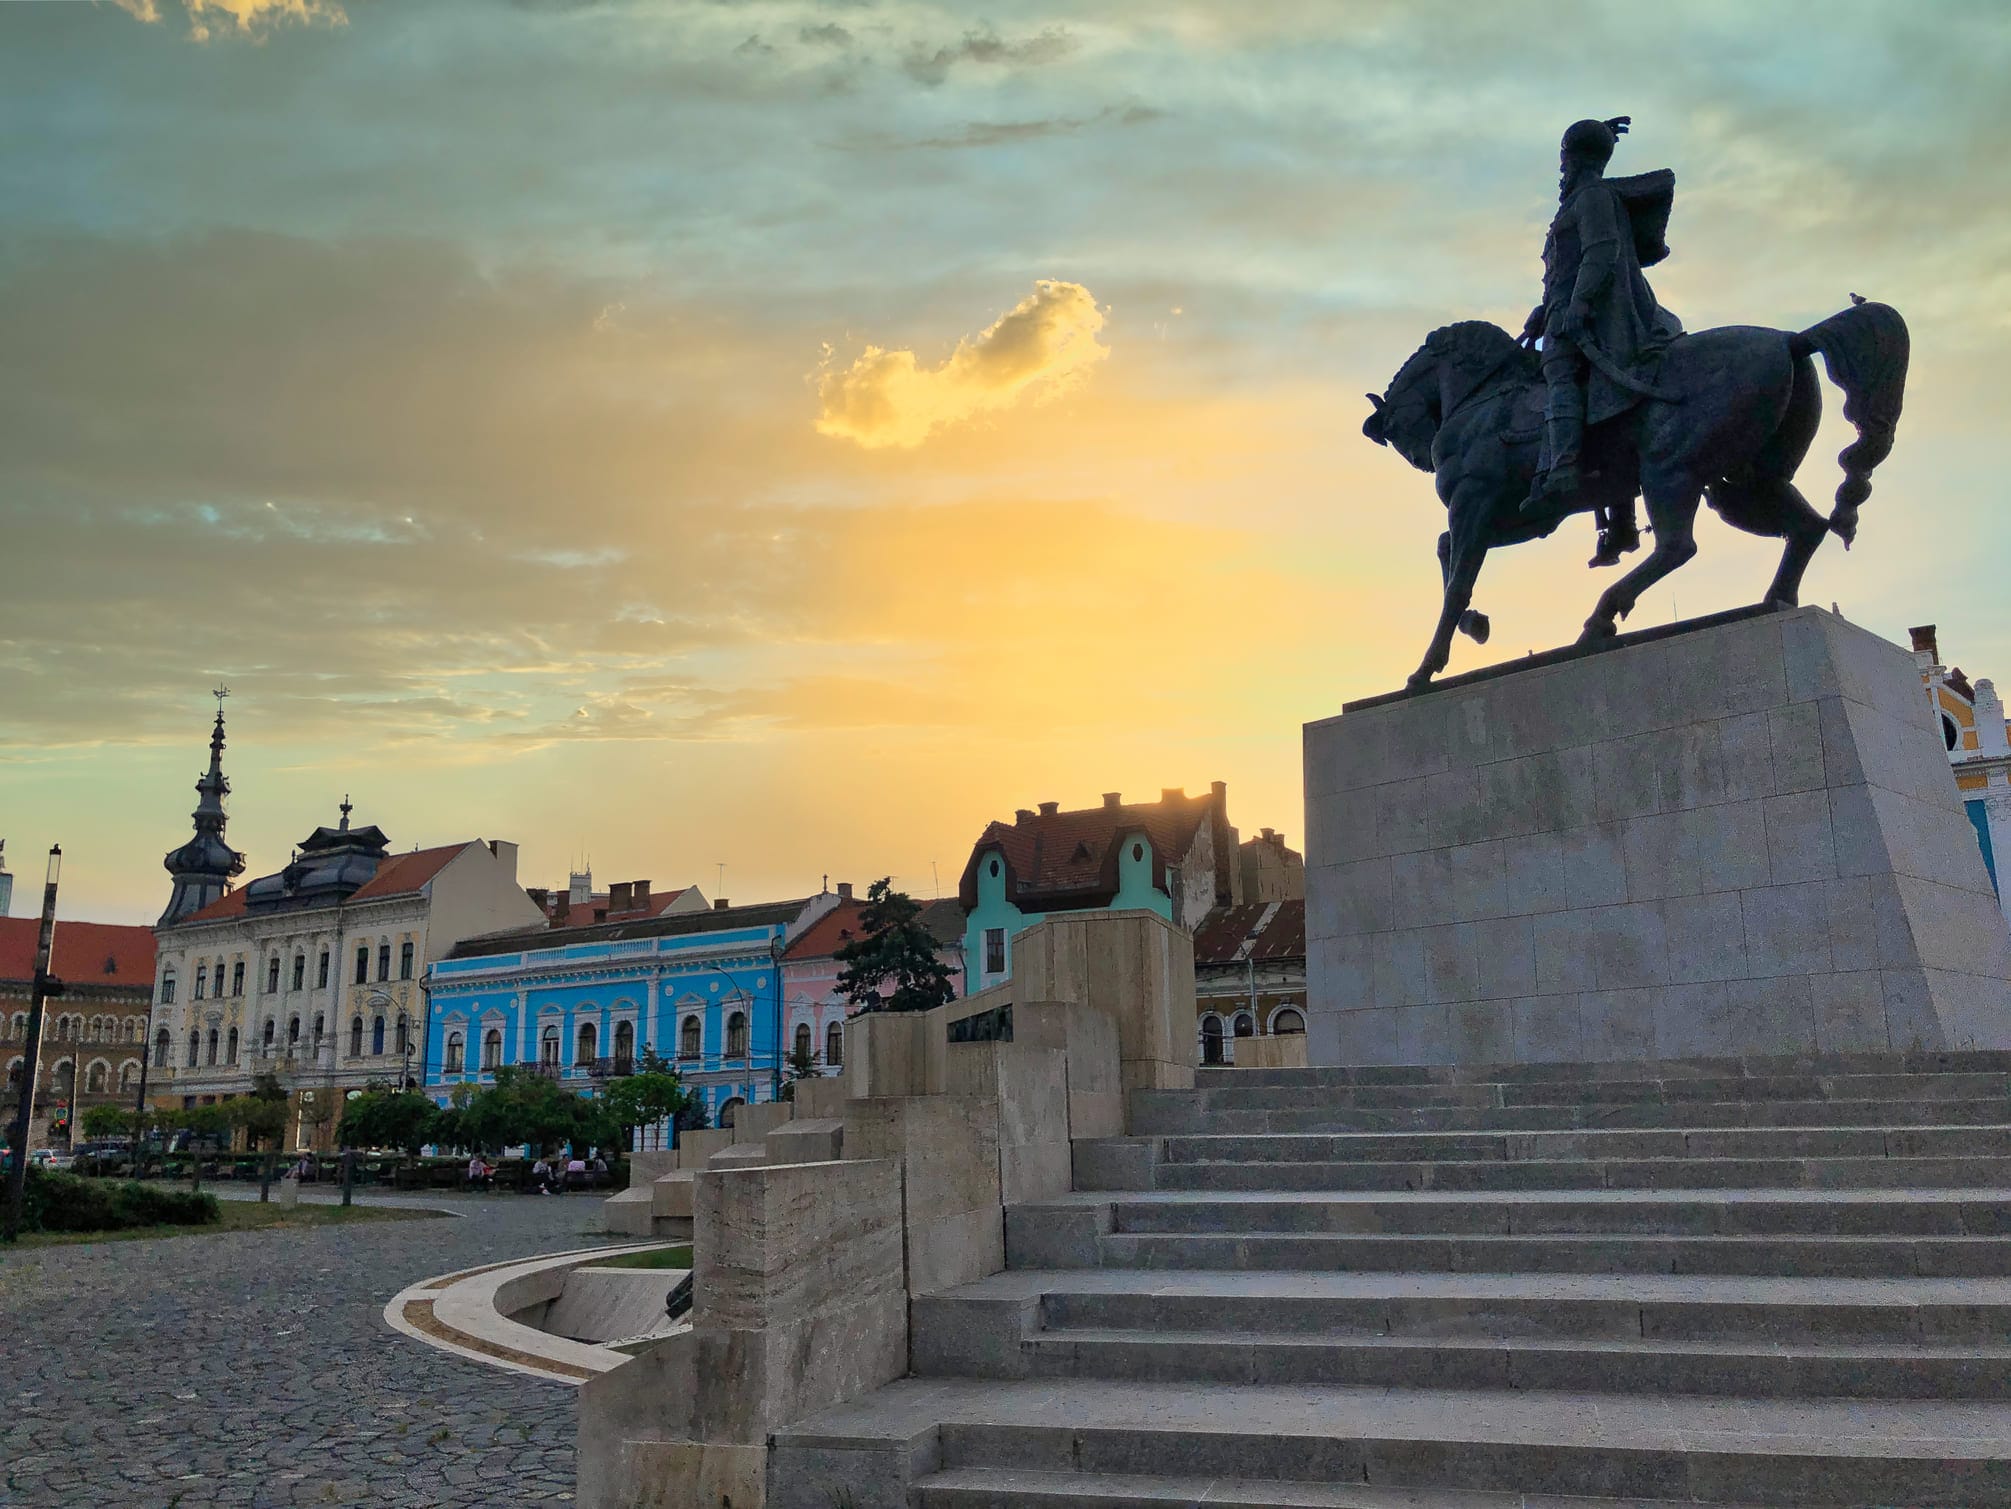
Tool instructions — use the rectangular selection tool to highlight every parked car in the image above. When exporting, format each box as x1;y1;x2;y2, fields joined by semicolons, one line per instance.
30;1148;73;1170
69;1141;131;1174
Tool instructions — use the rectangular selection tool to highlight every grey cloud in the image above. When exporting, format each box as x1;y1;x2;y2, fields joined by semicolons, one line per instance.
902;25;1075;86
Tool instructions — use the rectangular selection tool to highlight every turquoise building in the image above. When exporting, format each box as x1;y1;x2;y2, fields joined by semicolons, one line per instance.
423;894;839;1130
957;785;1237;991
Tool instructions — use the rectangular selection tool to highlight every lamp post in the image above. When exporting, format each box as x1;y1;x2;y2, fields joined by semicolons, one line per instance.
4;846;64;1243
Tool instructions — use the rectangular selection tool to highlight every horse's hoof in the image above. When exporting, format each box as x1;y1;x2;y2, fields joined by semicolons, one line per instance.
1406;670;1437;690
1458;610;1491;645
1577;621;1618;645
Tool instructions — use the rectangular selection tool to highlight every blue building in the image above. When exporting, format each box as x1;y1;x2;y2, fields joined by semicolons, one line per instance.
423;894;839;1130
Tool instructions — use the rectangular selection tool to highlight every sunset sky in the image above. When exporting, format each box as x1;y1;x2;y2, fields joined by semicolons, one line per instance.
4;0;2007;923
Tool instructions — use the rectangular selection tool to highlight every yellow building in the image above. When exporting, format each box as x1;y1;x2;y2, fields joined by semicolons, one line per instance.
1912;625;2011;931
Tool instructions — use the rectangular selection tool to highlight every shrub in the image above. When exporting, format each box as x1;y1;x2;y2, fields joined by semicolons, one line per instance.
19;1169;219;1234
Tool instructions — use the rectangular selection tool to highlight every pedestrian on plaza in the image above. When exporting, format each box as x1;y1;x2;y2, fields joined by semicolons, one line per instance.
530;1154;552;1195
564;1152;588;1192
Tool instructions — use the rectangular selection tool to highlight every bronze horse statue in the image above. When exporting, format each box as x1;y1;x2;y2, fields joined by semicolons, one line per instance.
1363;299;1908;687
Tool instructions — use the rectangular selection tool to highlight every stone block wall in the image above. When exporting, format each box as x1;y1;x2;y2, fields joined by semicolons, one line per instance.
1305;607;2011;1065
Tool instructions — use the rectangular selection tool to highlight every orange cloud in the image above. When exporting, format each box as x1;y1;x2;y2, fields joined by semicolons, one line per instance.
815;280;1108;449
113;0;346;41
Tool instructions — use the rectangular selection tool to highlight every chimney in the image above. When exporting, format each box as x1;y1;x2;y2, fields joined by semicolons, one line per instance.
1910;625;1940;662
552;893;572;924
1015;808;1035;824
1102;791;1122;808
633;879;651;912
1161;786;1184;802
487;839;519;878
1211;779;1227;803
525;886;550;911
1038;801;1059;816
837;881;853;901
608;880;633;911
1261;827;1275;842
714;898;731;910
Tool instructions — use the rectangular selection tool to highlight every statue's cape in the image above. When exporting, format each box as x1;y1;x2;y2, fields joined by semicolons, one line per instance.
1608;168;1674;268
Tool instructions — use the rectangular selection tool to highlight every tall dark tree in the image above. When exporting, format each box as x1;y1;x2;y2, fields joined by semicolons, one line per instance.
833;878;956;1015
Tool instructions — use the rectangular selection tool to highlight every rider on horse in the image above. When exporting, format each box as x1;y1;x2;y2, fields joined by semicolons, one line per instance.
1519;116;1684;568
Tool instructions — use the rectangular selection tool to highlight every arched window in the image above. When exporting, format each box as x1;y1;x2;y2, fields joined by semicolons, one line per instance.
154;1029;171;1068
482;1029;502;1070
394;1014;409;1055
194;965;208;1000
719;1096;744;1130
349;1016;364;1057
377;943;391;982
1200;1015;1225;1066
1232;1013;1255;1039
1269;1007;1306;1036
160;971;177;1005
680;1016;701;1059
793;1022;813;1065
206;1029;219;1066
826;1020;844;1068
613;1019;634;1068
263;1018;276;1052
371;1016;385;1055
292;954;306;991
4;1058;20;1092
230;960;244;996
53;1061;73;1099
266;956;281;994
121;1061;139;1090
312;1013;325;1043
87;1061;108;1093
726;1012;749;1058
399;941;415;980
226;1027;239;1063
288;1015;302;1049
318;949;331;988
539;1023;560;1066
354;945;369;985
577;1021;597;1065
446;1030;465;1073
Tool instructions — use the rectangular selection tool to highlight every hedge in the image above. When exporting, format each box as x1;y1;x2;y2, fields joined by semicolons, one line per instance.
20;1168;220;1234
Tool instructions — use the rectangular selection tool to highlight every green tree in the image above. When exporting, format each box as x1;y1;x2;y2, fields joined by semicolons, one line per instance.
235;1073;291;1150
603;1052;687;1151
339;1090;439;1153
81;1104;133;1140
834;878;957;1014
459;1067;598;1155
778;1040;822;1102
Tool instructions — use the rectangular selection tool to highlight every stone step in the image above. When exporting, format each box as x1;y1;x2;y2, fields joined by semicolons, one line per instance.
1192;1049;2011;1090
1100;1189;2011;1239
1020;1325;2011;1399
914;1464;1718;1508
1085;1230;2011;1277
771;1376;2011;1507
1157;1126;2011;1164
1132;1097;2011;1137
1140;1154;2011;1193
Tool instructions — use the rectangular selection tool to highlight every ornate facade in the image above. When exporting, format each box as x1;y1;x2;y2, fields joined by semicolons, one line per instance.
1;919;155;1149
1913;625;2011;931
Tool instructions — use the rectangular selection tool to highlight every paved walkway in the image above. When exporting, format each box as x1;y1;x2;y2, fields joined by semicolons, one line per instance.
0;1189;626;1507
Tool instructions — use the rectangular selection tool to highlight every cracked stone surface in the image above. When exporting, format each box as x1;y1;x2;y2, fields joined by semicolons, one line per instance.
0;1190;627;1507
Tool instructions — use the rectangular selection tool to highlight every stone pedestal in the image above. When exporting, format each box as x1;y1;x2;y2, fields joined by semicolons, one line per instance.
1304;606;2011;1065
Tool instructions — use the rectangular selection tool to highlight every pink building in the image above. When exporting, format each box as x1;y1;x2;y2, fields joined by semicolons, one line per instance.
778;890;965;1077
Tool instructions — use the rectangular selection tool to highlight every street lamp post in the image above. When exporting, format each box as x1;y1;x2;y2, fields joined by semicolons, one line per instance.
4;846;64;1243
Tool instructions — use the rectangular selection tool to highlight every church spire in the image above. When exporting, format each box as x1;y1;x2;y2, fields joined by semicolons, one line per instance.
160;688;248;926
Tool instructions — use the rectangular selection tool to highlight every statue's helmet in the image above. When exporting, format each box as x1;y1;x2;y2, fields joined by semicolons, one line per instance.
1560;117;1621;167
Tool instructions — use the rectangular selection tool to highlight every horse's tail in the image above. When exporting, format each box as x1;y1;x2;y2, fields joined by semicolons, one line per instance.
1789;297;1908;547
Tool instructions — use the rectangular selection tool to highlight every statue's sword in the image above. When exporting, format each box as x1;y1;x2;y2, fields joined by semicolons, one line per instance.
1577;333;1683;403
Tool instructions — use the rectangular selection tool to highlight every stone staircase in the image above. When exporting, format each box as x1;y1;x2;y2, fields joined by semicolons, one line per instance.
771;1052;2011;1507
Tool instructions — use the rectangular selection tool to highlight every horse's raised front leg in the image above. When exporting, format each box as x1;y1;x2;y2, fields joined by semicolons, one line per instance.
1410;493;1494;687
1581;477;1701;642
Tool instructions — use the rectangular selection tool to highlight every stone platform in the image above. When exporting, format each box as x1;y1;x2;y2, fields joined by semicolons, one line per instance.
1303;605;2011;1067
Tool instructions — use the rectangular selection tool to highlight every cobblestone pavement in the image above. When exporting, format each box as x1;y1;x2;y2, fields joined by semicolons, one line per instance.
0;1190;629;1507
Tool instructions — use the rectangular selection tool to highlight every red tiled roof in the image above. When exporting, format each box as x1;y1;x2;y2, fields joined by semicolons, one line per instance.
781;896;965;963
350;843;470;901
0;918;157;988
178;888;250;925
957;790;1228;911
1192;900;1306;967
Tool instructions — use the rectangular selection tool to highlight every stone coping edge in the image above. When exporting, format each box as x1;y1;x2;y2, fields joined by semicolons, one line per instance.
382;1241;673;1386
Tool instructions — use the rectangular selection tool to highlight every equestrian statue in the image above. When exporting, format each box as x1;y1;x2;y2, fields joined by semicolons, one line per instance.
1363;116;1909;689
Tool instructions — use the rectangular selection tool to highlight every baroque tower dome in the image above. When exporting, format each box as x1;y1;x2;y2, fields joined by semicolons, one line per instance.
159;693;248;925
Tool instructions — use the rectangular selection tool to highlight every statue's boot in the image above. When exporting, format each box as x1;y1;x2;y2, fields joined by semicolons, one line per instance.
1520;392;1585;518
1588;513;1641;568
